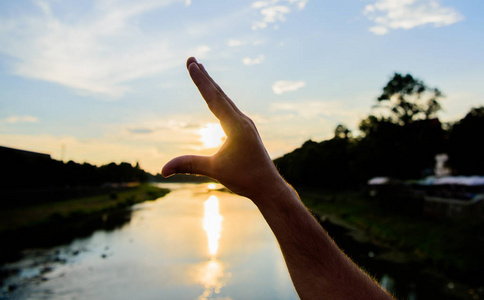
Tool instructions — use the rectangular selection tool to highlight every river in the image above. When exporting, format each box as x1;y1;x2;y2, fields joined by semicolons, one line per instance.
0;183;469;299
1;183;298;299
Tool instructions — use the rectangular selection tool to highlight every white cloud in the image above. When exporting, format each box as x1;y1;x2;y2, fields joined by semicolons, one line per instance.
289;0;309;10
243;54;265;65
369;26;389;35
3;115;39;124
227;39;243;47
0;0;203;98
193;45;211;58
251;0;308;30
272;80;305;94
262;6;291;22
185;0;192;6
364;0;464;35
252;1;270;9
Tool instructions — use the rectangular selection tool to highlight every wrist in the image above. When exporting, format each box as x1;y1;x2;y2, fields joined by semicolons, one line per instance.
250;175;298;209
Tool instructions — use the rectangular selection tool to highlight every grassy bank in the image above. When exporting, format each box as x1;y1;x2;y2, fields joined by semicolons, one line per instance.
0;184;170;263
0;184;169;233
298;187;484;284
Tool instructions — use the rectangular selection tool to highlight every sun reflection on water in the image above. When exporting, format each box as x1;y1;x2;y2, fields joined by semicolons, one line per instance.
197;259;232;300
203;195;223;257
199;195;231;300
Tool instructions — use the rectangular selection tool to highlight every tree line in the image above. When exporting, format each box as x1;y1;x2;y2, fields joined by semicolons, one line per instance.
1;147;149;190
274;73;484;189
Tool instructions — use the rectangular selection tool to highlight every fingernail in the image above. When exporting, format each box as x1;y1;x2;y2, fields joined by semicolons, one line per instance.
187;56;198;68
188;62;200;72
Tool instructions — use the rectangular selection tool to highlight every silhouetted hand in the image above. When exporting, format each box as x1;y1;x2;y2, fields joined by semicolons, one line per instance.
162;57;287;202
162;57;394;300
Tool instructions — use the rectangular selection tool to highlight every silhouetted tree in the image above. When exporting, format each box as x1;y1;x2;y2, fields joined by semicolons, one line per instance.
334;124;351;140
274;136;356;189
377;73;442;125
358;115;382;136
353;117;401;179
448;107;484;175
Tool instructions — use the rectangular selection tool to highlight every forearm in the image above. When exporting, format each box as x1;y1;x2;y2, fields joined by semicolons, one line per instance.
253;181;393;300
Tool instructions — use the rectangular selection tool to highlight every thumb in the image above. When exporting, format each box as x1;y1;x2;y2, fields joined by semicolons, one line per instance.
161;155;212;178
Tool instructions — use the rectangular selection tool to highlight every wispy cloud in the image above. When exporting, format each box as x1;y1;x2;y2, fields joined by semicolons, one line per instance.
3;115;39;124
193;45;211;58
243;55;265;65
127;128;154;134
364;0;464;35
251;0;309;30
272;80;305;94
268;100;368;141
227;39;243;47
0;0;206;98
0;114;216;173
271;101;359;120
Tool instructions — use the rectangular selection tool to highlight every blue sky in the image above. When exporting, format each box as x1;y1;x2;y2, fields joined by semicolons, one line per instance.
1;0;483;174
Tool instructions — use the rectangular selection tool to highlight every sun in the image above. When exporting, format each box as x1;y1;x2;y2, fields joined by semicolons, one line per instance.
199;123;226;148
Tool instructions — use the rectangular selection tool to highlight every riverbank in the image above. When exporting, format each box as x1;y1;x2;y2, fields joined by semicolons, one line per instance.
299;188;483;295
0;184;170;264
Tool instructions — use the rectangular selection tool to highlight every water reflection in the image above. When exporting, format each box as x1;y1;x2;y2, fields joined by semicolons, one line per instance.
199;195;231;299
197;259;231;300
203;195;223;257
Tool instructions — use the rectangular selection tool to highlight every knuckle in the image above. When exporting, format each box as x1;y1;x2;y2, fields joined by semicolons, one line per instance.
239;116;256;131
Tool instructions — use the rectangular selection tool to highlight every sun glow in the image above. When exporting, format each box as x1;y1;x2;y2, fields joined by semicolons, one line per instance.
203;195;223;257
199;123;226;148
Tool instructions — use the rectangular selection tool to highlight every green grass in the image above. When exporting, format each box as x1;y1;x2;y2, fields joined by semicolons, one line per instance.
0;184;170;233
298;187;484;278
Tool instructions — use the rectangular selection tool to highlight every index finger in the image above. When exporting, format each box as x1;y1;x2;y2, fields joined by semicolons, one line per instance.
187;58;238;127
188;57;244;116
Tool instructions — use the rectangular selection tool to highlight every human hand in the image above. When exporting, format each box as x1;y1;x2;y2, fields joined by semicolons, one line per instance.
162;57;287;202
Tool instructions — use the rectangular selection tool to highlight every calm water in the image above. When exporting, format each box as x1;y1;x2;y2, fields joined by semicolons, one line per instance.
2;183;299;299
1;183;472;299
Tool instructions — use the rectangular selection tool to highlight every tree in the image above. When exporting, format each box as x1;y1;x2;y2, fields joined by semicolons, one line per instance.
377;73;442;125
358;115;389;136
448;107;484;175
334;124;351;140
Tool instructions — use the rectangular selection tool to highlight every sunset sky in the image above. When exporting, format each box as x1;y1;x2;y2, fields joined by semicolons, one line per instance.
1;0;483;174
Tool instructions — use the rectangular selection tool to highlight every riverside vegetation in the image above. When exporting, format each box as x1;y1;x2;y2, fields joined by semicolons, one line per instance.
299;188;483;283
